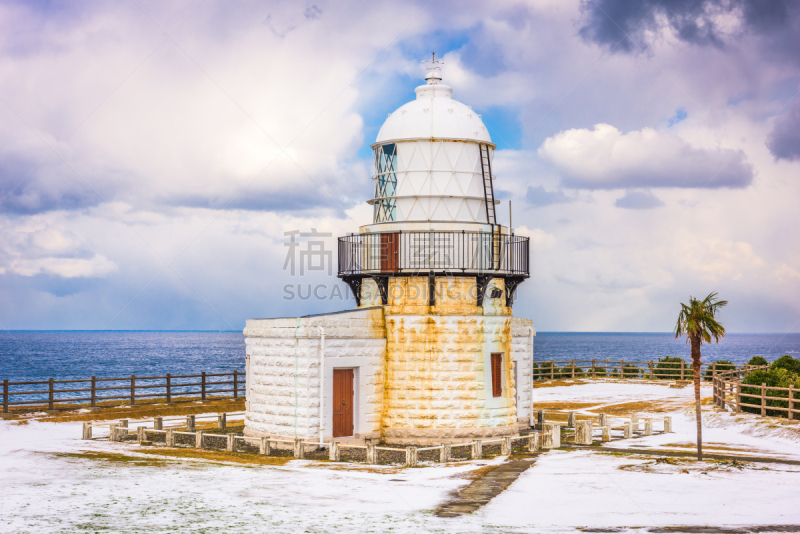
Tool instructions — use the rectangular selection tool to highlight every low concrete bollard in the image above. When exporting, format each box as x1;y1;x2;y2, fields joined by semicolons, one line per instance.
166;429;175;447
623;422;632;439
329;440;340;461
293;438;305;459
645;419;652;436
227;434;237;452
528;433;540;452
599;414;608;427
109;424;118;442
137;426;146;444
405;446;418;467
567;412;576;428
471;440;483;459
631;414;640;431
82;422;92;440
218;413;226;430
154;417;163;431
575;420;592;445
366;443;377;464
260;437;271;456
119;419;128;430
186;415;195;433
196;430;204;449
601;426;610;442
501;436;512;455
664;416;673;433
543;423;561;449
537;410;545;429
440;443;451;463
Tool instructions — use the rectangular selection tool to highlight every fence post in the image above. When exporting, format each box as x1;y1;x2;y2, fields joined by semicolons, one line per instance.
623;422;632;439
201;372;206;402
82;422;92;440
567;412;576;428
440;443;452;462
575;421;592;445
406;446;418;467
166;373;171;404
680;361;685;381
233;370;238;399
196;430;204;449
166;429;175;447
49;377;54;411
528;433;539;452
328;440;339;461
154;417;163;430
91;376;96;408
735;382;741;413
366;442;376;464
471;440;483;459
501;436;511;455
550;360;554;380
648;360;654;379
186;415;195;432
537;409;545;429
3;379;8;413
571;359;575;379
294;438;305;459
227;434;237;452
761;383;767;416
218;413;226;430
599;413;608;427
644;419;652;436
720;378;726;410
601;426;610;441
790;385;795;421
130;374;136;406
664;416;672;433
620;358;625;378
260;437;272;456
591;359;596;379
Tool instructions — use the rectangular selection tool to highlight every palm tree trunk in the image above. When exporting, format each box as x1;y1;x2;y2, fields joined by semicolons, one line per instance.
691;335;703;461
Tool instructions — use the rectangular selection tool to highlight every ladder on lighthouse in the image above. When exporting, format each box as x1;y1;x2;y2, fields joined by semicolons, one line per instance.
478;143;501;270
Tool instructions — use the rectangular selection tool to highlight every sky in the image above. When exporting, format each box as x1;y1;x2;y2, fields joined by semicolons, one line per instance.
0;0;798;333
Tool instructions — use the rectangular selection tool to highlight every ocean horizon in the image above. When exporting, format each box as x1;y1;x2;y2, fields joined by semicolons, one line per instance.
1;330;798;382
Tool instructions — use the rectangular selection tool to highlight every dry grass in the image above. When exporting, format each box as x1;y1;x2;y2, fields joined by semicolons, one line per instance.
42;398;245;423
533;402;602;411
54;448;291;467
588;399;692;416
660;442;764;454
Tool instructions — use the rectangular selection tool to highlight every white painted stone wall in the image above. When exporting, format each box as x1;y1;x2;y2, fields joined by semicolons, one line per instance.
510;317;535;425
243;308;386;440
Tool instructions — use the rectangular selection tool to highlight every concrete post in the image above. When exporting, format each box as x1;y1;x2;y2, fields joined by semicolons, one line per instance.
644;419;652;436
260;437;271;456
599;414;608;427
623;422;632;439
186;415;195;432
575;420;592;445
664;416;673;433
405;446;418;467
329;441;340;461
471;440;483;459
537;410;545;429
195;430;204;449
166;429;175;447
218;413;226;430
366;442;377;464
567;412;576;428
541;429;553;449
528;433;539;452
501;436;512;455
137;426;146;444
440;443;452;463
82;422;92;440
294;438;305;459
543;423;560;449
227;434;237;452
154;417;163;431
631;414;640;431
551;424;561;448
109;424;118;442
601;426;611;442
119;419;128;429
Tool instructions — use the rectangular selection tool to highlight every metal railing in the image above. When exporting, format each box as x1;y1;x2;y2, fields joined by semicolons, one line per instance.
2;370;245;412
338;230;529;277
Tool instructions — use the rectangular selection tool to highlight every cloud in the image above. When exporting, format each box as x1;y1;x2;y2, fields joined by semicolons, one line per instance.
578;0;799;54
525;185;571;207
9;254;117;278
538;124;754;189
767;98;800;161
614;191;664;209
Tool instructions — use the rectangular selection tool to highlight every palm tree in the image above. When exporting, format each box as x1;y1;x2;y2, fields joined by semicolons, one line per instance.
674;292;727;461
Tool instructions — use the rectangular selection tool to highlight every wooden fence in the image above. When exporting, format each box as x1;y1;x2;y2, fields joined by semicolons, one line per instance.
712;366;799;420
532;359;752;381
2;370;245;413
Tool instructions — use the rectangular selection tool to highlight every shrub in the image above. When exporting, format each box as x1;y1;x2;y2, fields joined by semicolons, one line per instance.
770;355;800;375
747;356;768;367
622;363;641;379
740;368;800;417
704;359;735;379
588;366;607;377
654;356;686;380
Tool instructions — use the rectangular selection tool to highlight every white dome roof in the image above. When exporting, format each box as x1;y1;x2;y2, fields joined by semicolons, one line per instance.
375;77;493;146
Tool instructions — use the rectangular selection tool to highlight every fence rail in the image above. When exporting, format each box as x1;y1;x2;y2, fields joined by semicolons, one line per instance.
531;359;753;382
712;366;799;420
2;370;245;413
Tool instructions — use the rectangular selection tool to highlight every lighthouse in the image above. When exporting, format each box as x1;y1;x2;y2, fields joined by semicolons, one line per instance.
243;56;533;445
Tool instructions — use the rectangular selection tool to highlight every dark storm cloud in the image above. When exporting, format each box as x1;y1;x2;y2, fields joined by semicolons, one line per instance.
767;98;800;161
579;0;799;54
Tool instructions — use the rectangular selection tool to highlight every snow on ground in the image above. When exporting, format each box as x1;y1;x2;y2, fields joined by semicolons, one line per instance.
1;381;799;533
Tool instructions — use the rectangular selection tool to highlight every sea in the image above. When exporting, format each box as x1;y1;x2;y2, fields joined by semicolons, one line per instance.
1;331;798;382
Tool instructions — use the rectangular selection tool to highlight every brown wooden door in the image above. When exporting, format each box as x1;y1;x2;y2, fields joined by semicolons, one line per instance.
380;232;399;272
332;369;354;437
491;353;503;397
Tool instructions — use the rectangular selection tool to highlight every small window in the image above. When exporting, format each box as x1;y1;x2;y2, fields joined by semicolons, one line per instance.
491;353;503;397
